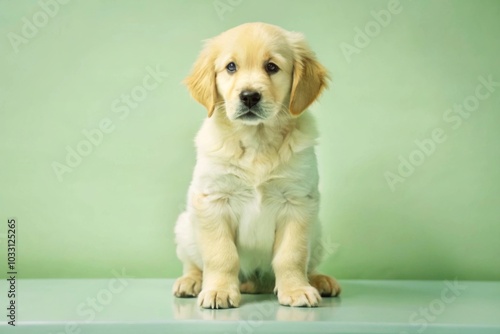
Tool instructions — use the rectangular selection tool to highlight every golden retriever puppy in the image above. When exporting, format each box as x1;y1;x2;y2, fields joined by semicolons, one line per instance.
173;22;340;309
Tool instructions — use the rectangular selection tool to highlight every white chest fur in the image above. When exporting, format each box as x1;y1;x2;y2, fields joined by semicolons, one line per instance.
235;186;277;276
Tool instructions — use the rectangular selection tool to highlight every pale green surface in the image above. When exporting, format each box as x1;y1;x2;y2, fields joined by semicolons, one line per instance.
0;0;500;280
1;279;500;333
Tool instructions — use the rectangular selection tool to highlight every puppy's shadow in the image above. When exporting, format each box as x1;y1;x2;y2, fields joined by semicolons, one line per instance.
173;293;341;321
173;297;243;321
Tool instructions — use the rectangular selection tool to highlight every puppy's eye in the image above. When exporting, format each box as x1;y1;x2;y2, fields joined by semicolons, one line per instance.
226;62;237;73
265;62;279;74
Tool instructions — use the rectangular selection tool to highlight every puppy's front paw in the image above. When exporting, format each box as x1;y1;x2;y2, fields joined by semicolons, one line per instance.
198;287;241;309
173;276;202;297
275;285;321;307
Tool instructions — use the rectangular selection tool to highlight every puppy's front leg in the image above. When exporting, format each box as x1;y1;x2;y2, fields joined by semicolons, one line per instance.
273;220;321;307
194;194;240;309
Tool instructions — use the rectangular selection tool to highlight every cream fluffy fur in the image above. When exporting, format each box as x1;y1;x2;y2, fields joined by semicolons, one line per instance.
173;22;340;309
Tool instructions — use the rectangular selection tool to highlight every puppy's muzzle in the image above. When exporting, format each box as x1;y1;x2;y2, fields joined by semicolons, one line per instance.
239;90;261;108
235;90;265;121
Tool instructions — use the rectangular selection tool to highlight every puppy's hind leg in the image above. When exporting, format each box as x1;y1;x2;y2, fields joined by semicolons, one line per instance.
173;211;203;297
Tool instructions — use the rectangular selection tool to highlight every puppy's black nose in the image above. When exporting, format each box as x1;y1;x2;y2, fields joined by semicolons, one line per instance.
239;90;261;108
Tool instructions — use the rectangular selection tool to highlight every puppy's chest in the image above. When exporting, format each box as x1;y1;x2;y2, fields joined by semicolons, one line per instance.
221;140;297;271
230;139;287;185
235;185;277;272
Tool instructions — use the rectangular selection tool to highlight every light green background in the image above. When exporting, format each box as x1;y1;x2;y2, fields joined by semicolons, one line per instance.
0;0;499;280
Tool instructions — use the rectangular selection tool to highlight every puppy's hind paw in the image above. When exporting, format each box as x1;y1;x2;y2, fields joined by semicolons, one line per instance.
309;274;341;297
173;276;202;298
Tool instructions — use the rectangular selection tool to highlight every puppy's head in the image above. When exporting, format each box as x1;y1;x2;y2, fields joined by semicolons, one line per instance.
185;22;328;125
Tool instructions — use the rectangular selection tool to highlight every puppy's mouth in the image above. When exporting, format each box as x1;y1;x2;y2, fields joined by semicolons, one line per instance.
234;108;265;121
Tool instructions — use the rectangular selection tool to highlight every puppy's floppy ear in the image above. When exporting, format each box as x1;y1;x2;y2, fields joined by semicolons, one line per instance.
288;33;329;116
184;40;218;117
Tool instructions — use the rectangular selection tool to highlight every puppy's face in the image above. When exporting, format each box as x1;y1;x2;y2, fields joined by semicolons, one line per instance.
213;27;294;125
185;23;328;124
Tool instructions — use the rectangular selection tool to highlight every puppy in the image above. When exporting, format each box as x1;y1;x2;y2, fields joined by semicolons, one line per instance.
173;22;340;309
